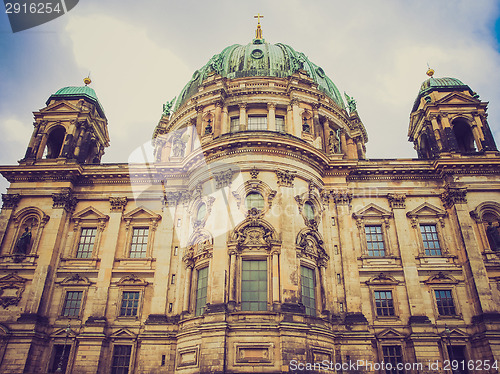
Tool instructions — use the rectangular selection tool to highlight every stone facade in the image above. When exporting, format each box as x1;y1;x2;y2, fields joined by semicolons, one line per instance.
0;36;499;374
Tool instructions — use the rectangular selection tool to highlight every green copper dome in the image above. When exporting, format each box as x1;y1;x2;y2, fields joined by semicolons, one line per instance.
173;40;344;111
47;85;106;119
412;76;473;112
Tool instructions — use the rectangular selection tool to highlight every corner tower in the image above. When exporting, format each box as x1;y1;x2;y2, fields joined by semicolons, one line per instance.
409;69;497;159
22;78;110;165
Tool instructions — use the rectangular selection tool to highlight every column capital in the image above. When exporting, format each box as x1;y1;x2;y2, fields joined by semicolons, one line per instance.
267;102;276;110
109;197;128;212
1;194;20;210
387;193;406;209
238;103;247;109
441;186;467;208
332;190;352;205
52;189;77;213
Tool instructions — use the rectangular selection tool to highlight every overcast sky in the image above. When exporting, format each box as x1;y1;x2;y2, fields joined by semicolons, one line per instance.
1;0;499;194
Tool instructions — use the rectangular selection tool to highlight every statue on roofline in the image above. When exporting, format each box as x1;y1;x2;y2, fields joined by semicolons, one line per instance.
162;97;176;118
344;92;357;114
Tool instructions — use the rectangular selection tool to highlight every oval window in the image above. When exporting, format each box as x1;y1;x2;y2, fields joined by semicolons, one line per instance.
197;203;206;221
245;192;264;210
304;202;315;220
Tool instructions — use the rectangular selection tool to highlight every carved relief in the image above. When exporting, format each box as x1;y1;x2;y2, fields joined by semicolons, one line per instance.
275;169;296;187
109;197;128;212
213;169;234;189
387;193;406;209
0;273;27;308
332;190;352;205
1;194;20;210
52;189;77;212
441;186;467;208
296;228;329;267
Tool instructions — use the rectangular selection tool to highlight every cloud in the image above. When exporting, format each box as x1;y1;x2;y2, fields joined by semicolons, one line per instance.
65;14;192;162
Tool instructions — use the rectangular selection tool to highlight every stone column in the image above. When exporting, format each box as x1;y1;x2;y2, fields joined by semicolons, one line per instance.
0;194;20;247
312;103;320;138
196;106;204;137
333;191;363;318
214;100;223;138
286;102;293;133
267;103;276;131
430;115;443;150
228;250;237;309
291;98;301;136
339;129;348;155
387;194;428;320
238;103;247;131
355;137;365;159
183;265;193;312
346;137;358;159
439;113;459;152
272;250;280;307
323;119;330;152
221;105;229;134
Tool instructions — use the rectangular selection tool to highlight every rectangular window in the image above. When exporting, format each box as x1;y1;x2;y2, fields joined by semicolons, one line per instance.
129;228;149;258
195;267;209;316
382;346;404;374
247;116;267;131
435;289;456;316
111;345;132;374
50;344;71;373
447;346;469;374
374;290;395;317
230;117;240;133
301;266;316;316
120;291;140;317
365;225;385;257
275;116;285;132
420;224;441;256
76;227;97;258
62;291;83;317
241;260;267;311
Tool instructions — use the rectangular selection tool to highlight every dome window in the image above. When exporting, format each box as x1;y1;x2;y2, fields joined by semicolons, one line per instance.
197;203;207;222
248;116;267;131
245;192;264;211
251;49;264;59
304;202;315;220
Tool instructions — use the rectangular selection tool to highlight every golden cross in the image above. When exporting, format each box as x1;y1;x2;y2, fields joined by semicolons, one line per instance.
254;13;264;25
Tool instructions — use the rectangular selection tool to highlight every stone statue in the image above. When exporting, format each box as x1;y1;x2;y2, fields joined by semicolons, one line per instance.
344;92;357;113
209;54;224;75
329;130;340;154
486;222;500;251
14;227;31;255
171;133;186;158
162;97;176;117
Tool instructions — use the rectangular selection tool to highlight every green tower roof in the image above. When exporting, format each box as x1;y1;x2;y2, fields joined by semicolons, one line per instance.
412;76;473;112
47;85;106;119
173;40;344;111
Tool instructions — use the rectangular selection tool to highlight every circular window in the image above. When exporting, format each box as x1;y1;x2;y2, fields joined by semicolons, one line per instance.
316;67;326;78
304;202;315;220
251;49;264;59
197;203;207;221
245;192;264;210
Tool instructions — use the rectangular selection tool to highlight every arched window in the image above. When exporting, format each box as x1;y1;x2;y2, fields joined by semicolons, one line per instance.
245;192;264;211
197;203;207;222
45;126;66;159
452;119;476;153
304;201;315;221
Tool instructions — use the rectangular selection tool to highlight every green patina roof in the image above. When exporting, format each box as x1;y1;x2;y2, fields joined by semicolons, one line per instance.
173;39;344;111
47;85;106;119
412;76;472;112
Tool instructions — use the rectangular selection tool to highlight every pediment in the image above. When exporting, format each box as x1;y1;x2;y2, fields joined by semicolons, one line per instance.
407;202;446;218
72;206;109;221
116;274;148;286
51;327;77;338
0;273;27;284
110;328;136;339
123;206;161;221
60;274;91;286
353;203;392;219
42;101;79;112
377;328;405;339
439;328;468;338
425;272;458;285
366;273;399;286
436;92;479;105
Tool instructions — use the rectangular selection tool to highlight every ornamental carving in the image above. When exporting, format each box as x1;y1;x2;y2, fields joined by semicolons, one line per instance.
387;193;406;209
0;273;27;308
164;190;190;207
441;186;467;208
213;169;234;189
275;169;296;187
52;190;77;212
185;230;214;264
296;228;329;267
109;197;128;212
250;167;259;179
1;194;20;210
332;190;352;205
117;274;148;286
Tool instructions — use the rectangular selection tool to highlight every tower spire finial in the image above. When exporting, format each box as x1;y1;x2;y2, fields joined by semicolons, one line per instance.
254;13;264;39
426;63;434;77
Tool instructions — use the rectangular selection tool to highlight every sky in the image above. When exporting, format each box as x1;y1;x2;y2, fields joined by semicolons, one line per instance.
0;0;500;195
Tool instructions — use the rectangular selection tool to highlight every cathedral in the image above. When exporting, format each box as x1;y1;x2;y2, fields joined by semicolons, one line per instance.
0;19;499;374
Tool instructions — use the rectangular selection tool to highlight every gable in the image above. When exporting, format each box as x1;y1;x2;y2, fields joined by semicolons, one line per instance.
72;206;109;221
436;92;479;105
123;206;161;221
353;203;392;219
377;328;405;339
41;101;79;113
407;202;446;218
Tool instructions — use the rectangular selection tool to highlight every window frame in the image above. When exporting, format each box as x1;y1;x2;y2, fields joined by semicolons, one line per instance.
60;289;85;319
433;288;457;317
374;290;396;317
195;266;209;316
364;225;386;257
353;204;393;258
121;207;161;260
110;344;134;374
381;345;405;374
419;223;442;256
300;264;318;317
275;116;286;133
75;226;98;259
128;227;150;259
119;290;141;318
247;115;268;131
240;258;268;312
69;207;108;259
